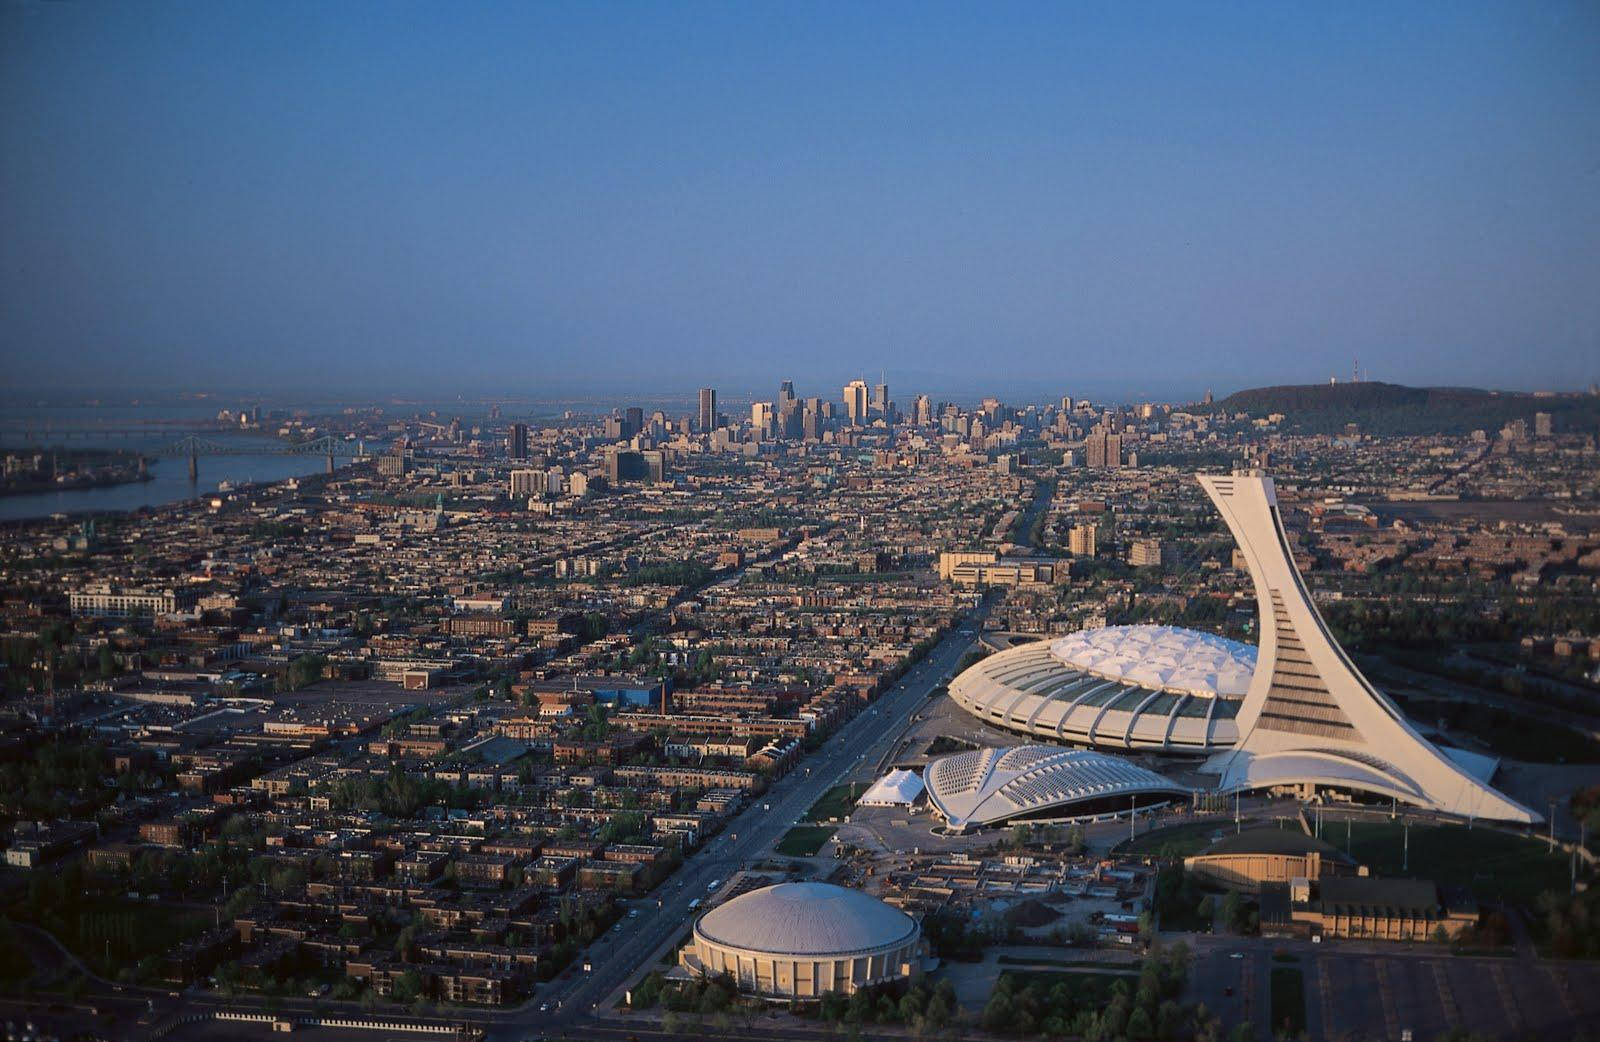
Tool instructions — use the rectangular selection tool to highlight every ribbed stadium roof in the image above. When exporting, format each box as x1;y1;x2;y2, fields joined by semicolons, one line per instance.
694;882;918;957
1050;625;1257;698
945;629;1246;754
924;745;1189;830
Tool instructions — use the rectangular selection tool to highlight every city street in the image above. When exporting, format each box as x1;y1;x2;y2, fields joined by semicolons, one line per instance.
487;599;990;1038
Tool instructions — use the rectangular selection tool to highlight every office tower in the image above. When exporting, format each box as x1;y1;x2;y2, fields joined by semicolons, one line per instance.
779;380;795;406
698;388;718;432
913;394;932;426
1535;412;1553;437
874;381;889;416
642;450;668;484
1060;396;1072;413
568;472;589;497
507;423;529;460
802;405;822;441
624;407;644;438
607;448;649;483
1068;523;1097;557
751;401;774;438
603;416;625;441
844;380;869;425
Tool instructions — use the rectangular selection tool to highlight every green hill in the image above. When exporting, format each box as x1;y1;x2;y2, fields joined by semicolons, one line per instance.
1214;382;1598;436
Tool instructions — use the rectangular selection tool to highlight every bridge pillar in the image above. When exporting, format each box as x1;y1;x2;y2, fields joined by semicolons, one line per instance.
188;450;198;482
327;449;335;475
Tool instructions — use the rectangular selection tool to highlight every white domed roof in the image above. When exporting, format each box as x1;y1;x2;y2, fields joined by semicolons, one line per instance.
925;745;1189;830
695;882;917;957
1050;624;1256;698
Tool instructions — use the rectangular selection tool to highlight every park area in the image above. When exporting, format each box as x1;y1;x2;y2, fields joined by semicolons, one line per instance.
776;825;837;857
804;782;866;822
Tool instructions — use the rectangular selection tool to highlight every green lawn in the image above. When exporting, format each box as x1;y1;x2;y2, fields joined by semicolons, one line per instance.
1122;820;1225;858
1339;820;1568;905
804;783;866;822
1269;966;1306;1036
48;898;212;980
776;826;837;857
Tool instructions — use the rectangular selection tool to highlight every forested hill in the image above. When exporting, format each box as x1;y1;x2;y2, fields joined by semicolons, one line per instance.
1215;381;1599;436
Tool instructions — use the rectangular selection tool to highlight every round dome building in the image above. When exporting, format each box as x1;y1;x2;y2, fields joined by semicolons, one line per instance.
948;624;1255;754
680;882;920;998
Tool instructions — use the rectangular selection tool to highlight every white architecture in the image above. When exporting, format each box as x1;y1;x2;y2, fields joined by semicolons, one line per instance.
947;626;1252;754
858;768;925;807
1198;472;1539;824
924;745;1189;833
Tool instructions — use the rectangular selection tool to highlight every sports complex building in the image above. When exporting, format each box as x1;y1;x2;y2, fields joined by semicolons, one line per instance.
944;472;1540;825
924;744;1189;833
948;624;1254;755
679;882;921;998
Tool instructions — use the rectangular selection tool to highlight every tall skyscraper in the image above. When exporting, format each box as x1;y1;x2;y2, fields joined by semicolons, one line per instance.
698;388;718;432
507;423;529;460
1085;428;1122;470
874;381;889;416
751;401;774;438
843;380;869;426
913;394;932;426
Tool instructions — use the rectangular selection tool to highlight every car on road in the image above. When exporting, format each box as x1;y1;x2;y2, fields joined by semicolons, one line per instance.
537;1001;551;1013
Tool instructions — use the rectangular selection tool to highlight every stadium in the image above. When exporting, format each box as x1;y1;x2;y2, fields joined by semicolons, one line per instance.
943;473;1538;824
679;882;921;998
948;624;1255;754
923;744;1190;833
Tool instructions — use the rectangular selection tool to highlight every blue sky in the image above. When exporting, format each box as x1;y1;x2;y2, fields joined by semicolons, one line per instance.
2;1;1597;401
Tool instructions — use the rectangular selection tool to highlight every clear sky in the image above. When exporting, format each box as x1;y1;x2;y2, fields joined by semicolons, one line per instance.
2;1;1597;401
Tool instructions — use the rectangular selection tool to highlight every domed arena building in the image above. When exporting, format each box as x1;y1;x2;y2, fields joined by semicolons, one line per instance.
924;744;1191;832
679;882;920;998
948;624;1255;754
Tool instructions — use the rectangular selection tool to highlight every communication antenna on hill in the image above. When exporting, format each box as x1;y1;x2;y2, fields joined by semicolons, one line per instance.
1353;357;1360;384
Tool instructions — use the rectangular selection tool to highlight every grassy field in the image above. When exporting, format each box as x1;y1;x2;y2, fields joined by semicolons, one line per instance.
1269;966;1306;1036
1122;820;1225;858
1338;820;1568;905
804;782;866;822
56;897;212;979
776;825;836;857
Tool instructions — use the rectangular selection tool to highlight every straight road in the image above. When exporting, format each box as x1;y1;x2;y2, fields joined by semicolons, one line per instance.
493;597;991;1038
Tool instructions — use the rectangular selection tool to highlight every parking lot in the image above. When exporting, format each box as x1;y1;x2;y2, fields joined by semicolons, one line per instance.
1187;941;1600;1040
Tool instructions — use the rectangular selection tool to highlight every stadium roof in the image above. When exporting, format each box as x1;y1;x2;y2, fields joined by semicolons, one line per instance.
924;745;1190;831
694;882;917;957
946;627;1247;754
1050;625;1256;698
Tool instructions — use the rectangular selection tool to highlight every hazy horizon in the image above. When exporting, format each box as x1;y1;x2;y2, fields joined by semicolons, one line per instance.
4;2;1598;395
